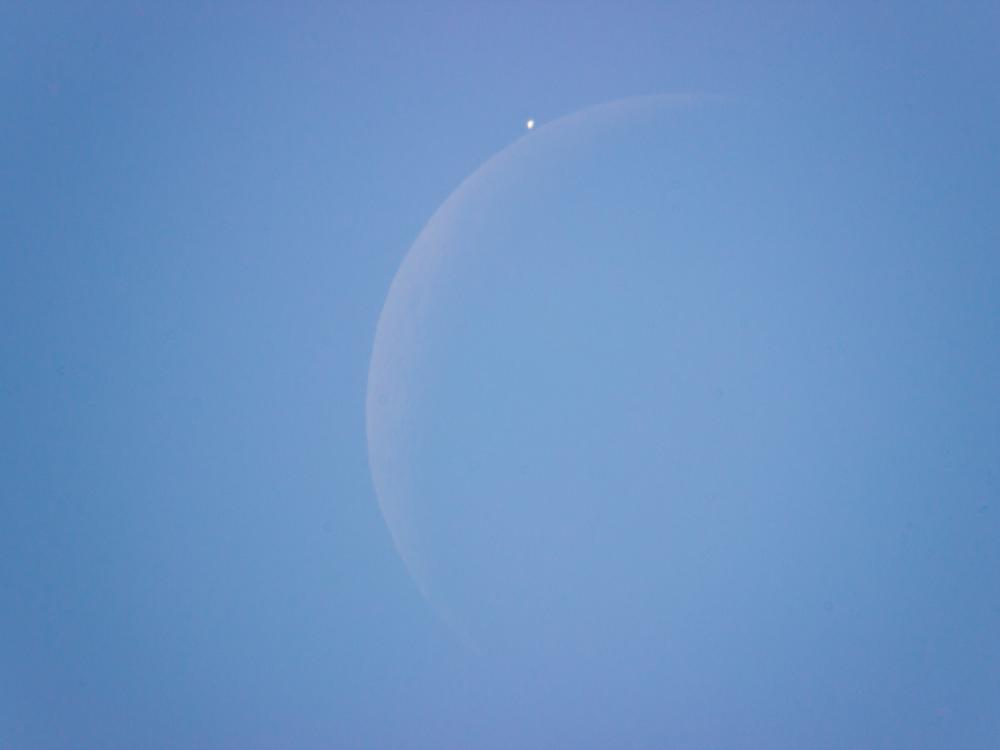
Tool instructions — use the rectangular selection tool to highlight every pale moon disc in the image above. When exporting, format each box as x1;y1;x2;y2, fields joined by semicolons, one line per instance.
366;94;1000;746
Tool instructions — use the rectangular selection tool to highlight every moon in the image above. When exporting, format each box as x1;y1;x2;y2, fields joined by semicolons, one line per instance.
366;95;1000;744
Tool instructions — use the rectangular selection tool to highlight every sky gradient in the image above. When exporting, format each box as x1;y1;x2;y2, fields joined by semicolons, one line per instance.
3;3;999;748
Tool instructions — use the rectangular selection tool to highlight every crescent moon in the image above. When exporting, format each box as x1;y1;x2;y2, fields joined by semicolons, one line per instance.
366;94;708;632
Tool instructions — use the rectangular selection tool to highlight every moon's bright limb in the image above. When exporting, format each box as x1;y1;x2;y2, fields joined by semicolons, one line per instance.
366;95;700;624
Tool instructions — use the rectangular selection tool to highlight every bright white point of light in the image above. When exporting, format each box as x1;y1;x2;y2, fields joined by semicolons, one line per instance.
526;119;535;130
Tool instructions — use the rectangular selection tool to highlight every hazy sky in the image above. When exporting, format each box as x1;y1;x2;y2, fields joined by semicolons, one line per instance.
3;3;999;748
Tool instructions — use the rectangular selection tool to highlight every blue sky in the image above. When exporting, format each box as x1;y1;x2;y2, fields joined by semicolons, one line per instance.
2;3;999;748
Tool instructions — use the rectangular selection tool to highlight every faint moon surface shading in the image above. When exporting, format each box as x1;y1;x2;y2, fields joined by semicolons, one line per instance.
367;95;1000;746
